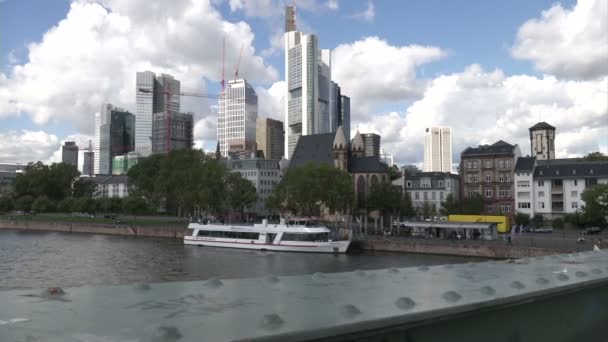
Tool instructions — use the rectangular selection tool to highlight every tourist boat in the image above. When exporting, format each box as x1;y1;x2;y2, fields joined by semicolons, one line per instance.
184;218;350;253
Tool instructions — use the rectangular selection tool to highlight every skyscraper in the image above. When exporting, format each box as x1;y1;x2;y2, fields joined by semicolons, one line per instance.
135;71;180;157
529;122;555;160
152;111;193;153
61;141;78;167
284;5;333;158
256;117;284;160
83;151;94;177
423;126;452;173
361;133;381;159
95;104;135;175
217;79;258;157
339;95;351;142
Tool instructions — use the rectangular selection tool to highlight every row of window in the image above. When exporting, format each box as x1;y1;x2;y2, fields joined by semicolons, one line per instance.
485;204;511;213
467;174;511;183
465;159;512;169
484;188;511;198
518;202;578;209
412;191;446;201
282;233;329;242
197;231;260;240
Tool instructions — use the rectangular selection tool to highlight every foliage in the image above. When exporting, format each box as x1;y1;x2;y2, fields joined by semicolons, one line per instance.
72;197;96;214
14;162;80;201
514;212;531;226
421;201;432;219
15;195;35;212
268;163;354;216
583;152;608;161
32;196;54;213
57;198;74;213
440;194;460;216
399;192;415;218
367;182;402;216
72;178;97;199
122;196;149;216
461;194;483;215
0;195;14;212
388;165;402;181
532;214;545;228
552;217;564;229
225;173;257;221
580;184;608;227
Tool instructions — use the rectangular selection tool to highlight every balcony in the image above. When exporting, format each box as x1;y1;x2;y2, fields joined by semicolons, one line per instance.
551;186;563;195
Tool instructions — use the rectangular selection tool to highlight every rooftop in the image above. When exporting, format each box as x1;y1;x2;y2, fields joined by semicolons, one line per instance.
350;156;389;174
514;156;536;172
289;133;336;169
461;140;517;156
529;122;555;131
534;159;608;179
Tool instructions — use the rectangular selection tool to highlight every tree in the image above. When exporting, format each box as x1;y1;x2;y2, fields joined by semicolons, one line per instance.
367;182;402;216
583;152;608;161
515;212;531;226
440;194;460;216
14;162;80;201
123;196;149;216
388;165;402;181
552;217;564;229
580;184;608;227
532;214;544;228
461;194;483;215
421;201;432;219
225;173;257;221
399;193;415;218
15;195;35;212
73;178;97;198
0;195;14;212
57;198;74;213
32;196;54;213
72;197;95;214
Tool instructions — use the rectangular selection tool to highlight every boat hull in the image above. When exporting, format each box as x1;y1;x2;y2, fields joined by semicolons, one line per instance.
184;237;350;253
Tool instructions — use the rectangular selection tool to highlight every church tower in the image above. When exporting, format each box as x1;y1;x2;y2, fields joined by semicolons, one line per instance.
350;131;365;157
333;126;348;171
529;122;555;160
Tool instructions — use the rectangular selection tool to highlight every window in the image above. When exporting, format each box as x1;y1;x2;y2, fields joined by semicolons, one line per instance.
573;180;578;186
505;160;511;168
486;204;493;213
484;160;492;168
466;161;472;169
423;192;428;200
497;160;504;168
197;230;260;240
473;175;479;183
586;178;597;186
518;202;531;209
485;174;492;182
517;181;530;188
406;181;412;188
538;180;544;186
506;175;511;182
440;192;444;201
468;191;476;198
473;161;479;169
282;233;329;242
415;192;420;200
572;202;578;209
438;180;444;187
485;188;493;198
431;192;436;200
571;191;577;198
499;188;510;198
538;202;545;209
538;191;544;198
499;175;505;182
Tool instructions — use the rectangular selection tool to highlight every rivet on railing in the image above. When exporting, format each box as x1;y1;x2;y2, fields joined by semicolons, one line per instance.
510;281;525;290
395;297;416;310
480;286;496;296
418;266;429;272
134;283;151;292
591;268;602;275
152;326;182;342
536;277;550;285
556;274;569;282
260;314;285;331
205;278;223;288
442;291;462;303
266;275;280;284
388;267;400;273
341;304;362;319
575;271;588;278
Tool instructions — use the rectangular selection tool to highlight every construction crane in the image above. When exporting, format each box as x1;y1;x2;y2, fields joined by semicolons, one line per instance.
234;43;244;79
137;88;220;152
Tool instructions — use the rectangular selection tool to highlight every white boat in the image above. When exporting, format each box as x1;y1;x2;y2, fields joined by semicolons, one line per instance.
184;218;350;253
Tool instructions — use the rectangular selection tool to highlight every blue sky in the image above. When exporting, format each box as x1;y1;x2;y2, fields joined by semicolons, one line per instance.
0;0;605;166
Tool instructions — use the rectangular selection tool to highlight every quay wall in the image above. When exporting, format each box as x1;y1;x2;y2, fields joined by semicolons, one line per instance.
356;238;562;258
0;220;185;238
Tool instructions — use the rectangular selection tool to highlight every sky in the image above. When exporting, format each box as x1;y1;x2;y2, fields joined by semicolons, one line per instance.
0;0;607;171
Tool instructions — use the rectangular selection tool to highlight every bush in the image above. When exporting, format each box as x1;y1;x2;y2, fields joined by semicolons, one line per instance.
15;195;35;212
552;217;564;229
515;212;530;226
532;214;544;228
122;196;149;216
57;198;74;213
71;197;96;214
0;196;14;212
32;196;54;213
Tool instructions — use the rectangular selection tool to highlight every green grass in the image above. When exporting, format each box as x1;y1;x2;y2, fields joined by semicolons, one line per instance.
0;213;189;229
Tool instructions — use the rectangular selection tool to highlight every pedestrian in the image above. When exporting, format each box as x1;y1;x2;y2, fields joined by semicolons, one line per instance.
507;235;512;245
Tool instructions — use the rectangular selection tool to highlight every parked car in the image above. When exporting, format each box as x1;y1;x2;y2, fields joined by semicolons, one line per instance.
584;227;602;235
522;226;534;233
532;226;553;233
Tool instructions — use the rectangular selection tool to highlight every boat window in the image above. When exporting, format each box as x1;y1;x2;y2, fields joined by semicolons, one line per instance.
186;228;195;236
198;230;260;240
282;233;329;242
305;221;319;227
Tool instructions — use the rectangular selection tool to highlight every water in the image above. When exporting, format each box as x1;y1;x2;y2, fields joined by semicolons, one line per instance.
0;229;483;290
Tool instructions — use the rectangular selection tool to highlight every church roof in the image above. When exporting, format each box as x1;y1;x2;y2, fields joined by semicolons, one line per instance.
350;156;389;174
289;133;335;169
529;122;555;131
351;131;364;151
333;126;348;150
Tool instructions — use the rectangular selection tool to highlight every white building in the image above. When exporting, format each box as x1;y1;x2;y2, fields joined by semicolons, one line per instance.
93;175;129;198
217;79;258;157
529;122;556;161
514;157;608;219
380;149;394;167
224;158;282;216
394;171;460;216
284;5;333;158
135;71;180;157
423;126;452;173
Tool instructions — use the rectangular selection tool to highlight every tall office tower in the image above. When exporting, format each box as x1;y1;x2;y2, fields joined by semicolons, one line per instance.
284;5;333;159
96;104;135;175
423;126;452;173
61;141;78;167
83;151;94;177
256;117;284;160
329;82;341;133
339;95;351;142
152;112;193;153
217;79;258;157
360;133;381;159
529;122;555;160
135;71;181;157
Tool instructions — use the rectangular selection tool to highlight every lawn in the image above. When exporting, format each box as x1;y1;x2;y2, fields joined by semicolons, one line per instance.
0;213;189;229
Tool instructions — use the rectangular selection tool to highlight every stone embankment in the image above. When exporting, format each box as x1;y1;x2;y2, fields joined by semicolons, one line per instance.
0;220;185;238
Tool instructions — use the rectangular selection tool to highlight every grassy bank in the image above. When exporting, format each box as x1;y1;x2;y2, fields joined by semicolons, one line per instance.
0;213;188;229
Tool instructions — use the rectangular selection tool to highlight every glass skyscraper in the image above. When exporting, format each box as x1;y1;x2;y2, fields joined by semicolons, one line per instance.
135;71;180;156
217;79;258;157
95;104;135;175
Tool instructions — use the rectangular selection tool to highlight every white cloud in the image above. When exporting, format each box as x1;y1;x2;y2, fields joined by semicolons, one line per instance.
0;1;278;134
326;0;338;10
355;65;608;166
352;1;374;22
0;130;60;164
332;37;446;121
512;0;608;79
46;133;95;171
256;81;285;121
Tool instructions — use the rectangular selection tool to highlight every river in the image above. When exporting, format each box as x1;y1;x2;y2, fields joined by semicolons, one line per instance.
0;229;484;290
